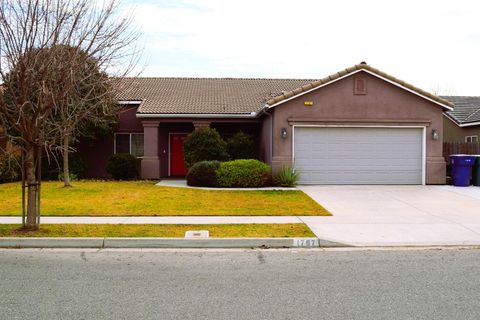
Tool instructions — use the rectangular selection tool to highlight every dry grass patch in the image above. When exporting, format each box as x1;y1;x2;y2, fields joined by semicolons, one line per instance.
0;224;315;238
0;181;330;216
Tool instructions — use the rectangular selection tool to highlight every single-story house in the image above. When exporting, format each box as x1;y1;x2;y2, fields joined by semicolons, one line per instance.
442;96;480;143
78;62;453;185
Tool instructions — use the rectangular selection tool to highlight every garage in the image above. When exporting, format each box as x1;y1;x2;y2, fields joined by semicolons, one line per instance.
293;127;424;185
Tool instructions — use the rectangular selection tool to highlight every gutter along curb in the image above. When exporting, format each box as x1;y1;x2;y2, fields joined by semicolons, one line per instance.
0;237;348;248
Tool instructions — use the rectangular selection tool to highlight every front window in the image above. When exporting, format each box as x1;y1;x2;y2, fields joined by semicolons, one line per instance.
131;134;144;157
115;133;144;157
465;135;479;143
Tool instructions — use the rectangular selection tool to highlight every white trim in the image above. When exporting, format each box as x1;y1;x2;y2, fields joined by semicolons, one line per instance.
459;121;480;127
291;125;427;185
444;113;480;127
362;70;453;111
118;100;143;105
444;113;461;126
269;71;361;109
267;69;453;111
168;132;189;177
137;112;258;119
465;135;479;143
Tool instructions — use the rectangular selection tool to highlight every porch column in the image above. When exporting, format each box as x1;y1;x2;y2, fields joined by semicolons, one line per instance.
193;121;211;130
141;120;161;179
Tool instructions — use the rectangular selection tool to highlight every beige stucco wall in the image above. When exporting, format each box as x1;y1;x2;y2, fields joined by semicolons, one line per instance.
267;71;446;184
443;116;480;142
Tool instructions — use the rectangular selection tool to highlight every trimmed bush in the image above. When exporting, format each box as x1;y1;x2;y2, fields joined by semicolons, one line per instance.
186;160;220;187
106;153;138;180
226;131;256;160
68;153;88;179
41;153;87;181
216;159;271;188
0;154;21;183
184;127;228;168
274;166;300;187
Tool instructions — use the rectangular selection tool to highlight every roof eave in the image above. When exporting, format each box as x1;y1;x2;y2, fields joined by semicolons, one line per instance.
459;121;480;127
118;100;144;104
136;112;260;119
444;112;480;127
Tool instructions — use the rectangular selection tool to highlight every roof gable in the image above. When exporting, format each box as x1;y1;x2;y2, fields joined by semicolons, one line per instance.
265;63;453;111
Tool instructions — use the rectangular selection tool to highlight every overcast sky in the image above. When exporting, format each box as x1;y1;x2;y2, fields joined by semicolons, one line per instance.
123;0;480;95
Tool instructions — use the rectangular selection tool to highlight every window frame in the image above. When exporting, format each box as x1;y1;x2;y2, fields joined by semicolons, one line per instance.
465;135;479;143
114;132;144;158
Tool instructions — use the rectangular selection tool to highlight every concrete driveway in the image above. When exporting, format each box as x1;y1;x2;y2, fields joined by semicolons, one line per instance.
299;185;480;246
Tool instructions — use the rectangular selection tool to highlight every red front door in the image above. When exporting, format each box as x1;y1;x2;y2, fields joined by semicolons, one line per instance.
170;133;187;176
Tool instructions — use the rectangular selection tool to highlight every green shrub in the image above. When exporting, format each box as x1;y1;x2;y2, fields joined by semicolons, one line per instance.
106;153;138;180
41;153;87;181
68;153;87;179
186;160;220;187
0;154;21;183
274;166;300;187
184;127;228;168
226;131;256;160
216;159;271;188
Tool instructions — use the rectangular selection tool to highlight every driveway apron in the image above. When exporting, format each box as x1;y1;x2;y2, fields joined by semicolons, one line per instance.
299;185;480;246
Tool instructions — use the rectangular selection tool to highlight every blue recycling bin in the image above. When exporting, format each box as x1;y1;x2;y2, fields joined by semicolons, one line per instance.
450;155;476;186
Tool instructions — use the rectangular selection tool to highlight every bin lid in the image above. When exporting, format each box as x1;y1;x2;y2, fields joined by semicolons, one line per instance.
450;154;478;157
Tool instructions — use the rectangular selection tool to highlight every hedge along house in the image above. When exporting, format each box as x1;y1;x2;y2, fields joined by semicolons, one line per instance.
78;62;453;185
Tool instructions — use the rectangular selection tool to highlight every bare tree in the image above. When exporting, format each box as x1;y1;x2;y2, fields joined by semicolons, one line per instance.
43;46;119;187
431;84;456;96
0;0;140;229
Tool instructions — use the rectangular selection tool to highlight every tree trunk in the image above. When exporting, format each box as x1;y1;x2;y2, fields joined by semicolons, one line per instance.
63;135;71;187
25;147;39;229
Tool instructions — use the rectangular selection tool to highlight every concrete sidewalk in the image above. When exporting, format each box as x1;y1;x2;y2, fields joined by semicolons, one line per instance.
299;185;480;247
0;216;303;224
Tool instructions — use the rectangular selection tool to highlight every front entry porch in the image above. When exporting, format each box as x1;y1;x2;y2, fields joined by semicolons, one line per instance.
140;119;261;179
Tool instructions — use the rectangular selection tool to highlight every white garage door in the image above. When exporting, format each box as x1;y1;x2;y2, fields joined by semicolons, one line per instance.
293;127;423;185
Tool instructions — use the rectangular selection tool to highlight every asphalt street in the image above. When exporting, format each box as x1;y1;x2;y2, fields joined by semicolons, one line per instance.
1;248;480;320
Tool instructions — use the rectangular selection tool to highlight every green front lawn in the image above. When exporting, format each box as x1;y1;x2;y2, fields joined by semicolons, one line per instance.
0;181;330;216
0;224;315;238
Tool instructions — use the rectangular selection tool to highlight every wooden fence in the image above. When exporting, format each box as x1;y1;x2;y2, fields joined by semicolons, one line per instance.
443;142;480;159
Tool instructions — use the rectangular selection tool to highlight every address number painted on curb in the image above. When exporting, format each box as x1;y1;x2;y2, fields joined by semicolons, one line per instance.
293;238;320;247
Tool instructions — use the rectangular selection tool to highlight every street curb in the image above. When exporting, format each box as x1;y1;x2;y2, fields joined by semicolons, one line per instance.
0;237;350;248
0;238;104;248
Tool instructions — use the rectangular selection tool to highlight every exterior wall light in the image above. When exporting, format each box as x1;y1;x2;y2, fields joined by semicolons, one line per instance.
281;128;288;139
431;129;439;140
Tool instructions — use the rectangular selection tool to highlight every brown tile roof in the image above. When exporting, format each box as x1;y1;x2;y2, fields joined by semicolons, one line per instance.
115;62;453;115
265;62;454;109
116;77;315;115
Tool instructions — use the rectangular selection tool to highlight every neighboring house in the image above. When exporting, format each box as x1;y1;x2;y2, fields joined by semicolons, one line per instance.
78;62;453;185
441;96;480;143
